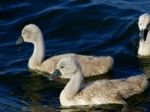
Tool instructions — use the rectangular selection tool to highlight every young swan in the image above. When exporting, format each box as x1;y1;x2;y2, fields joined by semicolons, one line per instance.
49;57;148;107
16;24;114;78
138;13;150;56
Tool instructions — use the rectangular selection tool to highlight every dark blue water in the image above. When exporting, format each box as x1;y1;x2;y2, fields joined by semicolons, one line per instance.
0;0;150;111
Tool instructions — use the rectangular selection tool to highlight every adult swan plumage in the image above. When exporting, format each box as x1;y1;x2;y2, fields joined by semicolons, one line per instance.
16;24;113;78
138;13;150;56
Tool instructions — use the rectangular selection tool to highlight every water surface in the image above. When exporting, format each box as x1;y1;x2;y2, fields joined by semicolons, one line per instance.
0;0;150;111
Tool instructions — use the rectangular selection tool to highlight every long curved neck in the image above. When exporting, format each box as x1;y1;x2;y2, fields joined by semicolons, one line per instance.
28;33;45;69
61;71;83;99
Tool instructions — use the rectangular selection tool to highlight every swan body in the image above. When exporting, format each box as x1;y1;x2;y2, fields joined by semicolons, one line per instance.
138;13;150;56
16;24;113;78
49;57;148;107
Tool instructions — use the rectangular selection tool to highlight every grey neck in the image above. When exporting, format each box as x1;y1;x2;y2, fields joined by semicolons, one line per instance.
62;71;83;99
28;33;45;69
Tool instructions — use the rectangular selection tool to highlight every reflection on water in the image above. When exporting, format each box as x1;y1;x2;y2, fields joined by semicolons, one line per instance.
1;71;148;112
139;56;150;78
0;58;150;112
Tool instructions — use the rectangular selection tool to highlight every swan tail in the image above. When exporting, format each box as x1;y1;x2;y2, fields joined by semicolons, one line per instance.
98;56;114;73
121;75;148;99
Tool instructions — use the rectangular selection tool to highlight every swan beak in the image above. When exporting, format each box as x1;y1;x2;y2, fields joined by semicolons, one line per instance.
16;36;24;44
139;30;144;39
49;69;61;80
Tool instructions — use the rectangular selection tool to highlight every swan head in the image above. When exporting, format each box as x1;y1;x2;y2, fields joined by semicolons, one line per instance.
138;13;150;31
16;24;42;44
138;13;150;40
49;57;82;79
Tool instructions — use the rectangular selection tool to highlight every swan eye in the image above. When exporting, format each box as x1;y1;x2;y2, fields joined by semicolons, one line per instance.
60;66;64;69
23;30;27;35
22;32;25;35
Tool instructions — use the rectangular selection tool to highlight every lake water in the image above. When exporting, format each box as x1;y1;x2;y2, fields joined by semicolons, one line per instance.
0;0;150;112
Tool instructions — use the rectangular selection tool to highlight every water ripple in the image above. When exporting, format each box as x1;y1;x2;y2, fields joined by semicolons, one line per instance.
0;0;150;111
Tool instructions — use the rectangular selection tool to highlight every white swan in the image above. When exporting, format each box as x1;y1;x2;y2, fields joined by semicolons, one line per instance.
49;57;148;107
138;13;150;56
16;24;114;78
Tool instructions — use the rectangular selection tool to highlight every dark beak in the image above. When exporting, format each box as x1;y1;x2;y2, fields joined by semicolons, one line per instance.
139;30;144;39
48;69;61;80
16;36;24;44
